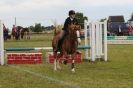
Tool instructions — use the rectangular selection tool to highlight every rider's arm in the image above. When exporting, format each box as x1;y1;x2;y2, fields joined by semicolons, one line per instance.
63;18;70;33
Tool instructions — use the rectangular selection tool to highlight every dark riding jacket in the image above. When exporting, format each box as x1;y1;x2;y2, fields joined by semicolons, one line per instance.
62;17;78;34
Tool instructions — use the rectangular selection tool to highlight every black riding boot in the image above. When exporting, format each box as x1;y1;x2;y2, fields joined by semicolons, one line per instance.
58;39;63;51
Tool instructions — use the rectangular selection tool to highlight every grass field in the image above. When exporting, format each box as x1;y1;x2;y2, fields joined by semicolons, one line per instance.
1;34;133;88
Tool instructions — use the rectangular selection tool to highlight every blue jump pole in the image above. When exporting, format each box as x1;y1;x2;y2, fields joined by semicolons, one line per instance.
78;45;91;49
5;48;34;51
5;46;91;51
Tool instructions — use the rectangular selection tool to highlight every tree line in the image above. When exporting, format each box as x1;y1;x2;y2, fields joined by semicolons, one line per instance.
29;12;88;32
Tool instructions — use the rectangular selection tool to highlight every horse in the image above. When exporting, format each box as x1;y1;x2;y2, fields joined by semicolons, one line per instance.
12;26;21;40
52;24;81;73
20;27;30;39
11;30;16;40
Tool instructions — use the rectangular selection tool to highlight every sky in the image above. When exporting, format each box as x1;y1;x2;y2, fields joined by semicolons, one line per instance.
0;0;133;29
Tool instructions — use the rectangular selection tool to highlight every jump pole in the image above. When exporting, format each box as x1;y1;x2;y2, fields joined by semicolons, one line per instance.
0;20;4;65
96;22;101;59
99;22;103;56
91;22;96;61
84;20;89;60
89;22;92;60
104;20;108;61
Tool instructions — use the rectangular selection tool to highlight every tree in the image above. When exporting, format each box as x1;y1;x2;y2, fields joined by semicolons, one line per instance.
100;18;107;22
34;23;42;32
41;26;45;31
29;26;34;32
75;12;88;29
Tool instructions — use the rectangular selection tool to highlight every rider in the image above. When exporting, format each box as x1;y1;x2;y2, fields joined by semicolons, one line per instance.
56;10;78;51
12;25;17;33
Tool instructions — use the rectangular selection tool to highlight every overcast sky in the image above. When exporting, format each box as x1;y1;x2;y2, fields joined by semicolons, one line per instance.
0;0;133;28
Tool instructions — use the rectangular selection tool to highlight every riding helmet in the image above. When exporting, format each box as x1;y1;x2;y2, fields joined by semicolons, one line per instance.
69;10;75;16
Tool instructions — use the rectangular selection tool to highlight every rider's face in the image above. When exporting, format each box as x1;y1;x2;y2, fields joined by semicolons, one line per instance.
70;14;75;19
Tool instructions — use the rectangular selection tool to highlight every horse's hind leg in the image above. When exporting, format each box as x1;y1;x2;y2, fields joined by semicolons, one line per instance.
54;59;57;71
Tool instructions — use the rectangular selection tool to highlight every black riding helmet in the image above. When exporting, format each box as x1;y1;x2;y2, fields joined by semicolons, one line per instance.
69;10;75;16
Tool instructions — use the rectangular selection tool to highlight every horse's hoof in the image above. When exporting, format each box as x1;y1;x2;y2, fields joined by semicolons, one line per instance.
63;60;68;65
54;69;57;71
54;68;57;71
71;68;75;73
57;66;61;70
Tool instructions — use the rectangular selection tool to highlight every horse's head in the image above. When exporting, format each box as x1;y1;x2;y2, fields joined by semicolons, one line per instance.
17;26;23;32
68;24;81;44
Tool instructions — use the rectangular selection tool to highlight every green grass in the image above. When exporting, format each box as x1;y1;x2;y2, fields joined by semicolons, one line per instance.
4;34;53;48
1;34;133;88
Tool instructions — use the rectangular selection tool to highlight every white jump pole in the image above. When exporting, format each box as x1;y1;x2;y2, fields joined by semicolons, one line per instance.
104;20;108;61
84;20;89;60
89;23;92;60
99;22;103;55
0;20;4;65
91;22;96;61
96;22;101;59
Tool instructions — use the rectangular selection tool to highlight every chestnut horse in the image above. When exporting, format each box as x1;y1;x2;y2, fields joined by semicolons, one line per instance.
52;24;81;73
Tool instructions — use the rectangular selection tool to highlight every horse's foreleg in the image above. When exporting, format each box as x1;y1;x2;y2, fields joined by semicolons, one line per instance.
12;34;14;40
57;53;62;70
27;33;30;39
63;52;68;65
54;52;57;71
71;54;75;73
54;59;57;71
